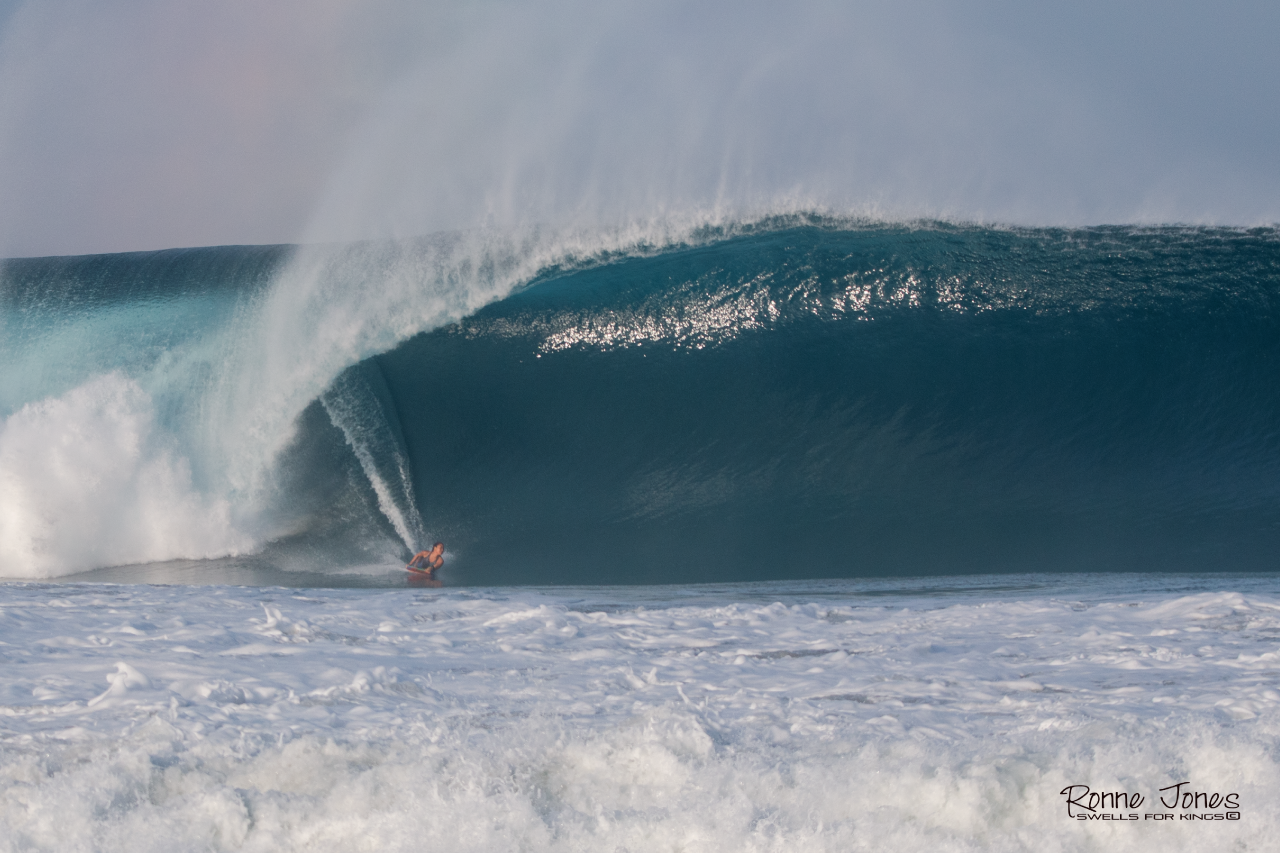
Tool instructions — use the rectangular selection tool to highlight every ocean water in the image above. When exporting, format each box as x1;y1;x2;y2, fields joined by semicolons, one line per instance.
2;219;1279;849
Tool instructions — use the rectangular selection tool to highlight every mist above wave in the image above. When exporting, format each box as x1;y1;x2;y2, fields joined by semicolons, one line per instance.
2;1;1277;257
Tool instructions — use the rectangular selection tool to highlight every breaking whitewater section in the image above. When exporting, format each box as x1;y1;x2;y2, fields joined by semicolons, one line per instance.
2;218;1279;584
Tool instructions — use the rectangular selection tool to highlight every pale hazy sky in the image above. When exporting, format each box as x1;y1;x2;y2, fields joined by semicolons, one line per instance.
0;0;1276;258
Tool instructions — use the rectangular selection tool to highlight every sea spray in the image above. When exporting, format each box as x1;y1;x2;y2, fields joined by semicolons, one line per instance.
319;362;424;550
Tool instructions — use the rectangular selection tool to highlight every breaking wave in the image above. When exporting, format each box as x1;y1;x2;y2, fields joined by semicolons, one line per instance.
2;219;1278;583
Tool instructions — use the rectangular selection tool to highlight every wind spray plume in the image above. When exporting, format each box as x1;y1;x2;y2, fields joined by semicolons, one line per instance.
297;2;1017;246
303;0;1280;248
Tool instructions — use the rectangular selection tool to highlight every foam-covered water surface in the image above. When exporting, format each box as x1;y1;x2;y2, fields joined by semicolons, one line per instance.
2;574;1276;851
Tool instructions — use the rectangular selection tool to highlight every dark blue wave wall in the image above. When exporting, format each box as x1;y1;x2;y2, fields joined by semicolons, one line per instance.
373;224;1280;584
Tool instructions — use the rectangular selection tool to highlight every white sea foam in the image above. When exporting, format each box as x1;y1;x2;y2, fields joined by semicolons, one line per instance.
1;578;1275;850
0;373;250;578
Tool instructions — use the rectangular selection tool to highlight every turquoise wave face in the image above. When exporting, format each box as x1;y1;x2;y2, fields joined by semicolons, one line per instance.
4;222;1280;583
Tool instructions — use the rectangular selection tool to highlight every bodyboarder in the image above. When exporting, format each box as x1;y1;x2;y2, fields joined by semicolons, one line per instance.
406;542;445;578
